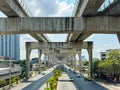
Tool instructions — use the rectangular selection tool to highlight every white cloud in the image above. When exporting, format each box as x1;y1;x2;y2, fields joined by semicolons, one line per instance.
95;48;104;53
25;0;74;17
20;34;37;59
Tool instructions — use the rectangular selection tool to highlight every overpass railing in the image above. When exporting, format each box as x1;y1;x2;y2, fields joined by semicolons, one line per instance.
72;0;80;16
98;0;118;12
16;0;33;17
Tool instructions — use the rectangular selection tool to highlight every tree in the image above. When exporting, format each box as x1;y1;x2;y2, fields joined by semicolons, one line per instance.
107;50;120;76
83;61;89;66
98;50;120;78
93;59;101;74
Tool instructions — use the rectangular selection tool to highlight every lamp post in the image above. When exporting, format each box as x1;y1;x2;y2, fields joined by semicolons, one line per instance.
9;60;11;88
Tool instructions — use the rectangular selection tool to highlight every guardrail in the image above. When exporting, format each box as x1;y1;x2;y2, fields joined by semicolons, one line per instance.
72;0;79;16
16;0;33;17
98;0;118;12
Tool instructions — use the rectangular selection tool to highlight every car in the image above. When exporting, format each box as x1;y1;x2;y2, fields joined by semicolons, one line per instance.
73;71;77;74
70;78;74;82
76;74;81;78
41;72;45;75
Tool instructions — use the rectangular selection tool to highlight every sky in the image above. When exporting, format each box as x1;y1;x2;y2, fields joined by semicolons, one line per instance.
0;0;120;60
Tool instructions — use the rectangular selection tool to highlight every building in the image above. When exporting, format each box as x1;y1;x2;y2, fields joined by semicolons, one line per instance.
81;56;87;61
100;52;106;60
31;58;38;64
0;35;20;60
0;60;21;80
100;49;120;60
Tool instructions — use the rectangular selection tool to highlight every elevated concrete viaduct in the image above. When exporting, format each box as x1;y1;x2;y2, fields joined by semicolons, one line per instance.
74;0;105;17
0;17;119;34
67;0;105;42
0;0;120;80
0;16;120;79
25;42;93;79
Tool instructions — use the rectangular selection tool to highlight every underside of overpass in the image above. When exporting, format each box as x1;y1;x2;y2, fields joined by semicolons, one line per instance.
0;0;120;80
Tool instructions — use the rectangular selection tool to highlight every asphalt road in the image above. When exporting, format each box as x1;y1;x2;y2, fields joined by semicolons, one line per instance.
65;68;109;90
22;72;52;90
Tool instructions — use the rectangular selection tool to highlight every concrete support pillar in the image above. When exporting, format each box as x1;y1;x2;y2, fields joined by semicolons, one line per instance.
117;32;120;43
38;49;42;74
74;55;77;71
26;48;31;80
48;54;50;68
49;56;52;67
44;54;46;70
70;56;74;69
78;50;82;73
87;42;93;78
72;55;76;70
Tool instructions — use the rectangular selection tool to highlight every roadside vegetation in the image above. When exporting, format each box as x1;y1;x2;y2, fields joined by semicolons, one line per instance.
44;69;62;90
93;50;120;82
81;50;120;82
0;75;20;89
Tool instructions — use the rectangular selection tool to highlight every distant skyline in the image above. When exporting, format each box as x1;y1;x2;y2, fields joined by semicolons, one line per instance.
0;0;120;60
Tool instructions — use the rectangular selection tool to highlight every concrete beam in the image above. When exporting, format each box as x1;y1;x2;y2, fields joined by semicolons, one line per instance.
69;0;105;41
75;31;92;42
67;32;92;42
100;1;120;16
30;34;49;42
0;17;119;34
75;0;105;17
67;32;82;42
0;0;28;17
26;42;93;50
42;49;78;54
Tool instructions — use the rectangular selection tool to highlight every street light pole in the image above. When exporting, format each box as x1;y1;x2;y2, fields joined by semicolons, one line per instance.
9;60;11;88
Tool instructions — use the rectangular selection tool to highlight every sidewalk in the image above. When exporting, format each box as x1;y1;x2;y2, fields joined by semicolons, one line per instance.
95;79;120;90
57;72;77;90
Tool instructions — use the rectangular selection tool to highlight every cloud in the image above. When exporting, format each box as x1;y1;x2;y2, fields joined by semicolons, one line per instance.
25;0;74;17
20;34;37;59
46;34;68;42
95;48;104;53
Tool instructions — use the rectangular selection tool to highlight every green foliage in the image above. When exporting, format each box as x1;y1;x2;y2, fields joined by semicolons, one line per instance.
93;59;101;73
15;76;20;81
21;72;26;79
83;61;89;66
11;77;16;83
45;69;62;90
53;69;62;77
11;76;20;84
46;77;57;90
94;50;120;76
85;77;92;81
44;88;51;90
0;80;7;87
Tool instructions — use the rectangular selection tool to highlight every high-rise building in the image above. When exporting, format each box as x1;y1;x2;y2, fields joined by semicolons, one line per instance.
0;34;20;60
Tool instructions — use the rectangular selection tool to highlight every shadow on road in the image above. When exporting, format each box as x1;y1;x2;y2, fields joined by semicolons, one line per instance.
22;72;52;90
58;79;73;82
64;67;109;90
